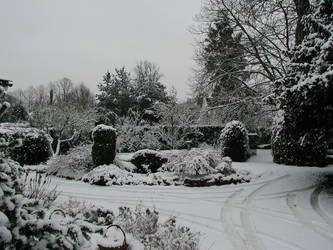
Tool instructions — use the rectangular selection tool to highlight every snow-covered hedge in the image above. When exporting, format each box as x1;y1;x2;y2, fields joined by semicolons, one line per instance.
92;124;117;166
0;123;52;165
220;121;250;162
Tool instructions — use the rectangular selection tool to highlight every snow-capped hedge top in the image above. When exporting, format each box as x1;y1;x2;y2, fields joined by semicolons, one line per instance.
0;122;50;140
130;149;164;160
220;121;248;141
92;124;116;134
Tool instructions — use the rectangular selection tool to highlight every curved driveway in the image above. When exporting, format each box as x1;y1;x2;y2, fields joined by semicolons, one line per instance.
53;152;333;250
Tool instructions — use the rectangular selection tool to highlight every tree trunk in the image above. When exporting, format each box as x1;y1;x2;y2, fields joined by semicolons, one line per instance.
293;0;311;45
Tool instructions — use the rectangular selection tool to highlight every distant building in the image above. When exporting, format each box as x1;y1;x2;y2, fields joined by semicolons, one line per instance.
0;79;13;89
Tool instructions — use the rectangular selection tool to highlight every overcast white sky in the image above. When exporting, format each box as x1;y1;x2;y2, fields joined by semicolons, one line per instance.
0;0;203;100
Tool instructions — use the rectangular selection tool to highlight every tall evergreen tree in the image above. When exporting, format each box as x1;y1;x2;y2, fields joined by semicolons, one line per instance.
97;67;135;117
134;61;169;114
202;15;248;106
272;0;333;166
194;13;261;126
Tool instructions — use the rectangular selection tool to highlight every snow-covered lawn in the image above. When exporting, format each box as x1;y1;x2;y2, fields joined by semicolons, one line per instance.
53;150;333;250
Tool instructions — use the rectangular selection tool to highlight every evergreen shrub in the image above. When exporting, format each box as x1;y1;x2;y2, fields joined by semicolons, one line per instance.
272;0;333;166
0;123;51;165
92;124;117;166
220;120;250;162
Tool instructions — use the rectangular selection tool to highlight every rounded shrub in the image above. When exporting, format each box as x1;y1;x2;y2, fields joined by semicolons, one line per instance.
92;124;117;166
220;120;250;162
0;123;52;165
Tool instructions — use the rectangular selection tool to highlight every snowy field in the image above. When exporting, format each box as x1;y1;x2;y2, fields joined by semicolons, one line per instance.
53;150;333;250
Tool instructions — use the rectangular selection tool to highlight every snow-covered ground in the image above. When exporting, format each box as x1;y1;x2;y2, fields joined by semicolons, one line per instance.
53;150;333;250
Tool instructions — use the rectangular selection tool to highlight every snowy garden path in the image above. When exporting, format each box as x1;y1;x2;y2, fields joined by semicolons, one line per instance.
53;151;333;250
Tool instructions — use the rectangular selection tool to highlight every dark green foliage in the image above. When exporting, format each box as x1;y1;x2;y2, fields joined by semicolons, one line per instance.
97;67;135;117
220;120;249;162
10;133;51;166
0;124;52;165
92;125;117;166
272;123;328;166
0;94;28;122
96;62;170;118
1;104;28;123
272;0;333;166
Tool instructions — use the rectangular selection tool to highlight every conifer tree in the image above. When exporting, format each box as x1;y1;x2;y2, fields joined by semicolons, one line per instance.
97;67;135;117
272;0;333;166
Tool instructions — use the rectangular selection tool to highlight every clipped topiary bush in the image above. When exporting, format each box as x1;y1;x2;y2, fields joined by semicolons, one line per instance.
220;120;250;162
0;123;52;165
92;124;117;166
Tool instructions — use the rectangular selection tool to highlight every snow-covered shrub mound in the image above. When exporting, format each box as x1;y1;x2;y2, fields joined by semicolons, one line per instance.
81;164;180;186
92;124;117;166
161;149;249;186
47;144;93;180
162;148;220;176
220;120;250;162
115;206;200;250
130;149;168;173
0;123;52;165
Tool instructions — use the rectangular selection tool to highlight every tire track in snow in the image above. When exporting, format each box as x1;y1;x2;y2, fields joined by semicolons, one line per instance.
240;174;290;250
310;185;333;227
287;193;333;243
220;188;248;250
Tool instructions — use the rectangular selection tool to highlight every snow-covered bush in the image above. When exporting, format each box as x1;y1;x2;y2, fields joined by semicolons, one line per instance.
114;206;200;250
220;120;250;162
0;123;52;165
92;124;117;166
59;200;199;250
162;148;220;176
272;0;333;166
272;115;328;166
81;164;180;186
0;157;109;249
130;149;168;173
47;143;93;180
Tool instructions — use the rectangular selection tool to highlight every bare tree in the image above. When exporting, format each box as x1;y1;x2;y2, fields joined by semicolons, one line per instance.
191;0;311;128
